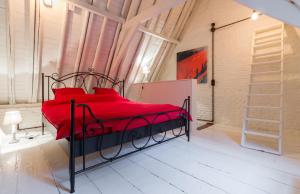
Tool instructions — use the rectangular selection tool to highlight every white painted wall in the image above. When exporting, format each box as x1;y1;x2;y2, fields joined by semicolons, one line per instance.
157;0;300;131
0;0;9;103
0;0;65;104
127;79;197;131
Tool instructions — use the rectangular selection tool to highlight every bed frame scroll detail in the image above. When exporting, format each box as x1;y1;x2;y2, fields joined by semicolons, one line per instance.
41;72;190;193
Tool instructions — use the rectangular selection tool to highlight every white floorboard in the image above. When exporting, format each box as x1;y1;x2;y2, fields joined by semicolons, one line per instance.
1;108;300;194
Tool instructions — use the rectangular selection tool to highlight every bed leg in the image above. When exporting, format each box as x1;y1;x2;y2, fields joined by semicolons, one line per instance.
42;73;45;136
41;115;45;135
42;122;45;135
187;96;191;142
70;99;75;193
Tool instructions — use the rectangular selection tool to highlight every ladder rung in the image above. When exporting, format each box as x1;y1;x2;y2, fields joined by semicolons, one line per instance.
244;130;280;139
255;37;281;45
247;106;281;109
255;32;282;41
250;82;281;86
251;71;281;75
246;118;280;124
255;54;282;59
251;60;281;66
243;23;284;156
255;24;283;34
253;50;282;58
241;142;281;155
249;93;282;96
254;41;281;49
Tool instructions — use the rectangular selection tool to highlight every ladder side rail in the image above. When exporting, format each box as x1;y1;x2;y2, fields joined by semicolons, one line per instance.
278;23;284;154
242;23;284;155
242;31;255;146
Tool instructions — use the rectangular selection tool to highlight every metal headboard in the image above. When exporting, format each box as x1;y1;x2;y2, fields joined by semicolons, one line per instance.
41;72;124;102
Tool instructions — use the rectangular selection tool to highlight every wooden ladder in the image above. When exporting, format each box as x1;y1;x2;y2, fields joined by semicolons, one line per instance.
241;23;284;155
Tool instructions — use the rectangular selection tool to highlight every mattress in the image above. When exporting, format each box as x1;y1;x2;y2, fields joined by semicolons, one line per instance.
42;94;189;140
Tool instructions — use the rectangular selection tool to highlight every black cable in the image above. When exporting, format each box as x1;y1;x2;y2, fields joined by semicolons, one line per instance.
19;126;42;130
198;14;264;123
197;23;215;123
211;23;215;122
216;13;263;30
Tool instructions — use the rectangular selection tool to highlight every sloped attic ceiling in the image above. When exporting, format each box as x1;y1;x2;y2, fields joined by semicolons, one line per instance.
237;0;300;28
0;0;195;104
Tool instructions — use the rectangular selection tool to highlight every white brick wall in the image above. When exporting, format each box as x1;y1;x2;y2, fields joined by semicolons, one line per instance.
157;0;300;131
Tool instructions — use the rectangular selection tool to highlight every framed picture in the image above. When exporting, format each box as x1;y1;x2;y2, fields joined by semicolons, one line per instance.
177;47;208;84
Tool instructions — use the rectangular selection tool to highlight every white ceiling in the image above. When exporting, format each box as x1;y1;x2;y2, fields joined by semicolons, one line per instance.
237;0;300;28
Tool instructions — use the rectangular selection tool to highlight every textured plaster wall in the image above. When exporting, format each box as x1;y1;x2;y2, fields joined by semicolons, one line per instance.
157;0;300;131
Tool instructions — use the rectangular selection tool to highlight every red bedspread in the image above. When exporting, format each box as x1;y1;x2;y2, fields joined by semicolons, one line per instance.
42;95;190;140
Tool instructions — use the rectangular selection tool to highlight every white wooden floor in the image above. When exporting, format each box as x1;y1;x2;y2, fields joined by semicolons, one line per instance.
1;111;300;194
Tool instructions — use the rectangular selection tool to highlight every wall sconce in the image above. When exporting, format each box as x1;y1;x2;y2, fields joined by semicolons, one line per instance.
251;10;259;21
43;0;53;8
3;111;23;144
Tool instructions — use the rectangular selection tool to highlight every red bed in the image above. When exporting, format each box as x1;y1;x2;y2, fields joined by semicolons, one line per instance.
42;94;189;140
42;72;192;193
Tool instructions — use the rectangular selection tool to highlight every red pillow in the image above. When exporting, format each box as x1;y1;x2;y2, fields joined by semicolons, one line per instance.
52;88;85;100
93;87;119;95
55;94;124;103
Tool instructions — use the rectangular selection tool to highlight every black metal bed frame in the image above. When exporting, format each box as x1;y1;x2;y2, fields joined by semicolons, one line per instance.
41;71;190;193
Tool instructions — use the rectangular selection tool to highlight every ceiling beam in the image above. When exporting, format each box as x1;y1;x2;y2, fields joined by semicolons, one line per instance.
67;0;125;23
67;0;185;83
72;11;90;87
103;0;131;77
6;0;16;104
57;3;69;76
122;0;186;30
109;0;186;81
108;25;139;80
150;0;195;82
138;26;179;44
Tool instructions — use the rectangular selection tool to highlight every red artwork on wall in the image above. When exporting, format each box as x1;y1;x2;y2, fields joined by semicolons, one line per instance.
177;47;208;84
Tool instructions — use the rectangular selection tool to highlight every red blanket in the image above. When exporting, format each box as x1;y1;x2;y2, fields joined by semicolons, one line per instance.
42;95;190;140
